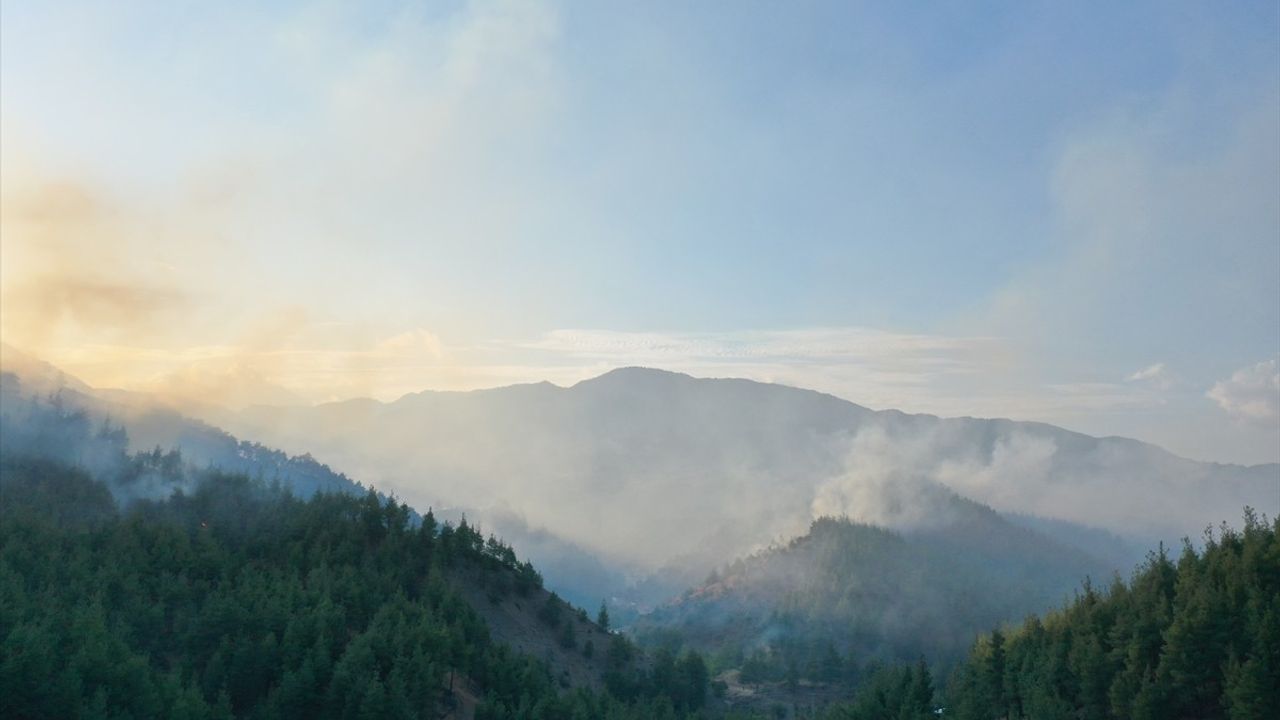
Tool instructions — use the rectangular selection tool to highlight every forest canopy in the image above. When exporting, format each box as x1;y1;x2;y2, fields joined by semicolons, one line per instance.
0;453;719;720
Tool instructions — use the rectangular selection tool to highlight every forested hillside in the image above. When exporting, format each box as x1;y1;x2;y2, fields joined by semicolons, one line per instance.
822;510;1279;720
0;456;731;719
0;369;630;613
640;500;1105;683
0;377;729;719
0;371;366;502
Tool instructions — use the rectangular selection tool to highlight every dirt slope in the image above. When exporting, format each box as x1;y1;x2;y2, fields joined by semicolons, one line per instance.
449;565;617;692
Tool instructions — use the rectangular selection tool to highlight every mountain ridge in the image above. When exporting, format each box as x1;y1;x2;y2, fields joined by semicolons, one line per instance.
3;348;1276;614
281;365;1273;472
4;346;1271;471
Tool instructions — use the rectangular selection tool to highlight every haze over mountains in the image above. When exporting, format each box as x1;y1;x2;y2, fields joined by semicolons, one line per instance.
3;1;1276;714
4;342;1279;702
215;367;1276;566
5;344;1274;613
639;507;1103;668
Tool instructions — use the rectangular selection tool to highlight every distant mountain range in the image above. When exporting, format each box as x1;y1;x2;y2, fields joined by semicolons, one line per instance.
2;346;1276;616
213;367;1275;572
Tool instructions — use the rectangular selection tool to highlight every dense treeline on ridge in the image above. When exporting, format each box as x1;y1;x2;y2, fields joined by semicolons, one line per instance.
822;509;1279;720
0;381;733;719
0;454;723;719
642;508;1104;687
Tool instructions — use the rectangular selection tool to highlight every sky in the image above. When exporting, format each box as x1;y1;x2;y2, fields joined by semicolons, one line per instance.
1;0;1277;464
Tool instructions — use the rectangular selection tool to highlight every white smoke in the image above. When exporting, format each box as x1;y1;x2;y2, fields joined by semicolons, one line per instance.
935;431;1059;512
812;418;1275;549
810;425;960;530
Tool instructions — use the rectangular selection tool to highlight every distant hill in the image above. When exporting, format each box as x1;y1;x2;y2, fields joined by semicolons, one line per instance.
3;354;1274;615
0;455;709;718
0;375;717;718
0;370;366;503
0;343;94;395
0;367;626;610
212;367;1276;587
637;492;1110;676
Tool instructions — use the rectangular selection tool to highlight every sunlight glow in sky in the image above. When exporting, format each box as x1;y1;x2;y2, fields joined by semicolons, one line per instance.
1;1;1277;463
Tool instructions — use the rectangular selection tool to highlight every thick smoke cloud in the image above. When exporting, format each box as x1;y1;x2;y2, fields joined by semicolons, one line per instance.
811;426;969;531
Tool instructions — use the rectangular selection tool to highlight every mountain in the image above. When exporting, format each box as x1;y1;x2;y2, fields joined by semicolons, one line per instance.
636;492;1109;674
0;363;1126;689
4;352;1274;612
0;370;367;503
209;367;1277;587
0;376;723;718
0;365;628;610
4;349;1273;716
0;455;715;719
0;343;94;395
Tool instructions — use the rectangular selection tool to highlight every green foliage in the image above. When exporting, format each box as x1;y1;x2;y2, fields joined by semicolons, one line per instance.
0;454;724;719
934;510;1279;720
538;592;565;628
822;511;1278;720
644;511;1106;684
647;648;710;713
819;660;936;720
559;619;577;650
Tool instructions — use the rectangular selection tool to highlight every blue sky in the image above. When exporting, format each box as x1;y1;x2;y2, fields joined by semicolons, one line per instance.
1;1;1277;463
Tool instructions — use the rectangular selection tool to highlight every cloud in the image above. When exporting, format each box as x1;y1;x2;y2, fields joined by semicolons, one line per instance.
374;329;444;359
1208;359;1280;426
1126;362;1174;391
521;327;999;404
517;327;1183;425
527;327;988;362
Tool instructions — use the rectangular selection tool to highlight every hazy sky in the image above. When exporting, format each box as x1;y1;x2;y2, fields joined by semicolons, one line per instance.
2;1;1277;464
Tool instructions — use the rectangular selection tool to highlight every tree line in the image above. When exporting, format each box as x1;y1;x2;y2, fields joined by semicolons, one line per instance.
0;453;731;719
821;509;1279;719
